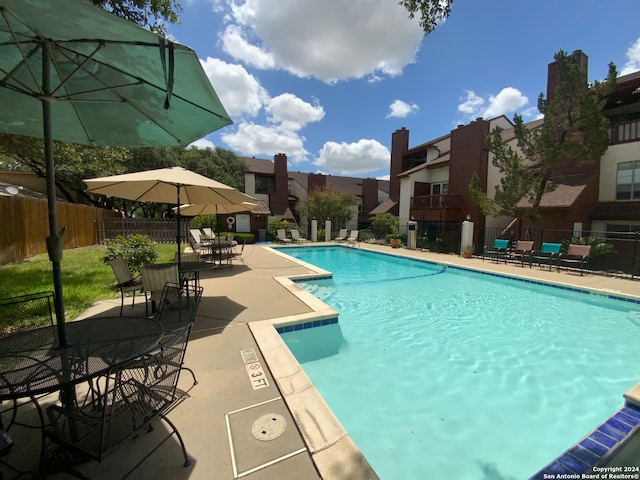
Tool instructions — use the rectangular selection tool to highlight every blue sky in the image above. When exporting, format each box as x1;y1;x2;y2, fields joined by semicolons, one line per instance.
168;0;640;180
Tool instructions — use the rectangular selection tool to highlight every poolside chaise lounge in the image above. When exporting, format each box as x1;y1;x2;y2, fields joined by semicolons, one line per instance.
335;228;348;241
276;229;292;243
529;242;562;271
483;239;509;263
558;244;591;275
290;229;310;243
508;240;534;266
346;230;359;245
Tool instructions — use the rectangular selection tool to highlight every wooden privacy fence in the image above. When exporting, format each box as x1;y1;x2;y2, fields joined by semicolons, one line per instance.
0;196;119;264
94;217;190;245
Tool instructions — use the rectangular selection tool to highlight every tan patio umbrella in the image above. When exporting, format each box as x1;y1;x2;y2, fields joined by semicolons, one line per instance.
178;202;257;216
0;0;232;346
178;201;258;239
83;167;257;265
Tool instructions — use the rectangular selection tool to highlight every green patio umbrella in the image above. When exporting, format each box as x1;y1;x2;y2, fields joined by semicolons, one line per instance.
0;0;232;346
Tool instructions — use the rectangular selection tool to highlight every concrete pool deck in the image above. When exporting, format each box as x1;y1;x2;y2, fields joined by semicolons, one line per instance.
2;242;640;479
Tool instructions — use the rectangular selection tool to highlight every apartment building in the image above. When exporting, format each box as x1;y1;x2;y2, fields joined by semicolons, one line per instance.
389;51;640;249
243;153;390;231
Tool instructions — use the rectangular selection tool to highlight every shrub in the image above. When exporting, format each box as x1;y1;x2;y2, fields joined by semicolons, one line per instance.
370;213;399;239
268;218;293;241
103;234;158;273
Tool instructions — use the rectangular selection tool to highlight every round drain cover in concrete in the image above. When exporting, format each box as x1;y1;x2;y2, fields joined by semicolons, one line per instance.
251;413;287;441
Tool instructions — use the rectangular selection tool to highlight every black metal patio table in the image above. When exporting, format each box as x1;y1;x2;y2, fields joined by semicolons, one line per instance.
0;315;163;476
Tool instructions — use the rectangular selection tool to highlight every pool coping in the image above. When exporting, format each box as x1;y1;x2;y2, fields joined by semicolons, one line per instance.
250;244;640;479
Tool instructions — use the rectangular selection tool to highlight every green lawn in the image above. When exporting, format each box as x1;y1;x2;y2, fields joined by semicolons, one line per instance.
0;244;178;321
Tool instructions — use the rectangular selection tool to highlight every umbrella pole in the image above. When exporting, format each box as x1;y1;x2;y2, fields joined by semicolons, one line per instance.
42;41;67;348
177;185;181;269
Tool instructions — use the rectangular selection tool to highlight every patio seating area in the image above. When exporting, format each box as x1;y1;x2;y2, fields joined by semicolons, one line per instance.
1;243;639;479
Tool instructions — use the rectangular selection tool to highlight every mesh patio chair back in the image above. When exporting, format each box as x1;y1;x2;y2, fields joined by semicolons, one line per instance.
46;327;192;472
0;292;55;338
107;259;142;315
0;291;56;472
156;282;203;334
140;265;179;316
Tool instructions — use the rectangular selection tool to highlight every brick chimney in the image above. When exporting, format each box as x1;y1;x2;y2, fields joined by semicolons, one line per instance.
271;153;289;213
546;49;588;103
390;127;409;201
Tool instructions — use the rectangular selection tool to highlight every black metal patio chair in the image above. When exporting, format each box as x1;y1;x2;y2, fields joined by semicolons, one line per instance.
45;326;192;479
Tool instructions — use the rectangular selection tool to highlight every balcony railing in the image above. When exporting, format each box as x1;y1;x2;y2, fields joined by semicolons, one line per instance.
609;119;640;145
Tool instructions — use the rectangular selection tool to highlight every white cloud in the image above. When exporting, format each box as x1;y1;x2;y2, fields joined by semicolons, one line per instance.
220;122;309;162
265;94;325;131
458;90;485;115
314;139;390;175
188;138;216;149
387;99;419;118
482;87;529;119
457;87;530;123
221;25;276;69
621;36;640;75
199;57;268;118
221;0;423;82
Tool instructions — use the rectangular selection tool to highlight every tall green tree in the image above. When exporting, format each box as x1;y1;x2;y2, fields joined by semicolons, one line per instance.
296;186;359;228
470;50;617;226
0;134;130;203
89;0;182;35
399;0;453;34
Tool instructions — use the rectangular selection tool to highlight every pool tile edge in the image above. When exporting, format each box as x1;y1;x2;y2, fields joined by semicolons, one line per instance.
249;320;379;480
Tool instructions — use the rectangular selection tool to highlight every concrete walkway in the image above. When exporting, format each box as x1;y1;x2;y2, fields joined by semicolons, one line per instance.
3;243;640;479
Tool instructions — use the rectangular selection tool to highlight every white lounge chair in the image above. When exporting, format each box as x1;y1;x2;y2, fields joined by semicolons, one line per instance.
189;228;203;245
290;230;310;243
346;230;359;245
276;229;291;243
335;228;348;241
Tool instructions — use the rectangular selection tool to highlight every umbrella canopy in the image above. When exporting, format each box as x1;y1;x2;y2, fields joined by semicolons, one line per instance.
83;167;257;261
0;0;232;146
178;202;257;216
0;0;232;346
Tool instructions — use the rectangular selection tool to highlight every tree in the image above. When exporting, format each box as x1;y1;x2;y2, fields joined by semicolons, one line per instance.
296;186;359;228
0;134;130;203
470;50;617;226
399;0;453;34
90;0;182;35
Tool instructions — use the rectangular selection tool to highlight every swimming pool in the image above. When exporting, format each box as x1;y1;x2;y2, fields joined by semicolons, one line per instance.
277;246;640;479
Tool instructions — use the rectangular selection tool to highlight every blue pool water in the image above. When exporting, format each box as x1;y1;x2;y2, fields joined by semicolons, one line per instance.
277;246;640;480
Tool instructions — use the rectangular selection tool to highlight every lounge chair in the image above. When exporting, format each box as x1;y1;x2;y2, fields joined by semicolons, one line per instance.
202;227;215;239
508;240;534;266
335;228;348;241
276;229;292;243
291;229;310;243
558;244;591;275
529;242;562;271
346;230;359;245
483;239;509;263
189;228;203;245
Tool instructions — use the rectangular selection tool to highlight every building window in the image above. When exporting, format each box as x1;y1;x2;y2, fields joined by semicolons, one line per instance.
255;175;275;194
430;182;448;207
616;160;640;200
